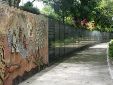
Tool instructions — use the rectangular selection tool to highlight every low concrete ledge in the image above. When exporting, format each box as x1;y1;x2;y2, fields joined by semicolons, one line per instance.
107;44;113;80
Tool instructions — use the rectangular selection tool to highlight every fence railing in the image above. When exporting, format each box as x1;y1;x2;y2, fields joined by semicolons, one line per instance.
48;18;113;63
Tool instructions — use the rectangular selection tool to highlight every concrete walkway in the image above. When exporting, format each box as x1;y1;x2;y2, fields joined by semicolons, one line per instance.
19;43;113;85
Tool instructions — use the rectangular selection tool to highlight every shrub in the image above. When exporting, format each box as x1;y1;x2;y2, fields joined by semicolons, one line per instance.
20;1;40;15
109;39;113;58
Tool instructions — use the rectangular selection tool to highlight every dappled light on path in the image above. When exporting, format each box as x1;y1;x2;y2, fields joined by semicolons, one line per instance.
19;43;113;85
90;43;108;49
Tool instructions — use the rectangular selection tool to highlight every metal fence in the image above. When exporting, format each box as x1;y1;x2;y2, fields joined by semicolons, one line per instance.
48;18;113;63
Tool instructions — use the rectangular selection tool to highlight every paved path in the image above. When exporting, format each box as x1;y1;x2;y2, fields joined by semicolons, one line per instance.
19;43;113;85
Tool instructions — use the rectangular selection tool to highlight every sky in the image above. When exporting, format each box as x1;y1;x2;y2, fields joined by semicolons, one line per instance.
19;0;44;11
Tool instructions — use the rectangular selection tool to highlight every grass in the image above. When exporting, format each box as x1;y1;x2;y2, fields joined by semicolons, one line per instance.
50;37;88;47
109;39;113;59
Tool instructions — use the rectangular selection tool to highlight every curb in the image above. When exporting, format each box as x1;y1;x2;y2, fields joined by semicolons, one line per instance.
106;43;113;80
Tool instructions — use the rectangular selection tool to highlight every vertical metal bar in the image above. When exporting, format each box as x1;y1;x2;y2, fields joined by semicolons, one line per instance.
64;23;65;56
53;19;55;60
59;21;60;58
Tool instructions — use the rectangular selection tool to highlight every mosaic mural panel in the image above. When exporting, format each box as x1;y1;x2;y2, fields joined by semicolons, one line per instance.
0;6;48;85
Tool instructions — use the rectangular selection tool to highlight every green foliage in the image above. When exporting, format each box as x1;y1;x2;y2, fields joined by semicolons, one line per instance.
41;0;101;24
2;0;20;7
109;39;113;58
51;37;75;47
20;1;40;14
41;5;59;19
42;0;76;23
94;0;113;32
41;0;113;31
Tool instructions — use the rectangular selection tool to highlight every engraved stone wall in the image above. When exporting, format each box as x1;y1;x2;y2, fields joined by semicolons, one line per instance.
0;6;48;85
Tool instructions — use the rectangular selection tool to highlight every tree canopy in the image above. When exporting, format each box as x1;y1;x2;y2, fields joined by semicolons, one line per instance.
20;1;40;14
41;0;113;31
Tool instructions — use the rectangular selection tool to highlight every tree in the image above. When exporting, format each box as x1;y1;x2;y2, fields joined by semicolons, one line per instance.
94;0;113;32
42;5;59;19
20;1;40;14
41;0;100;24
39;0;74;23
2;0;21;7
32;0;113;31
